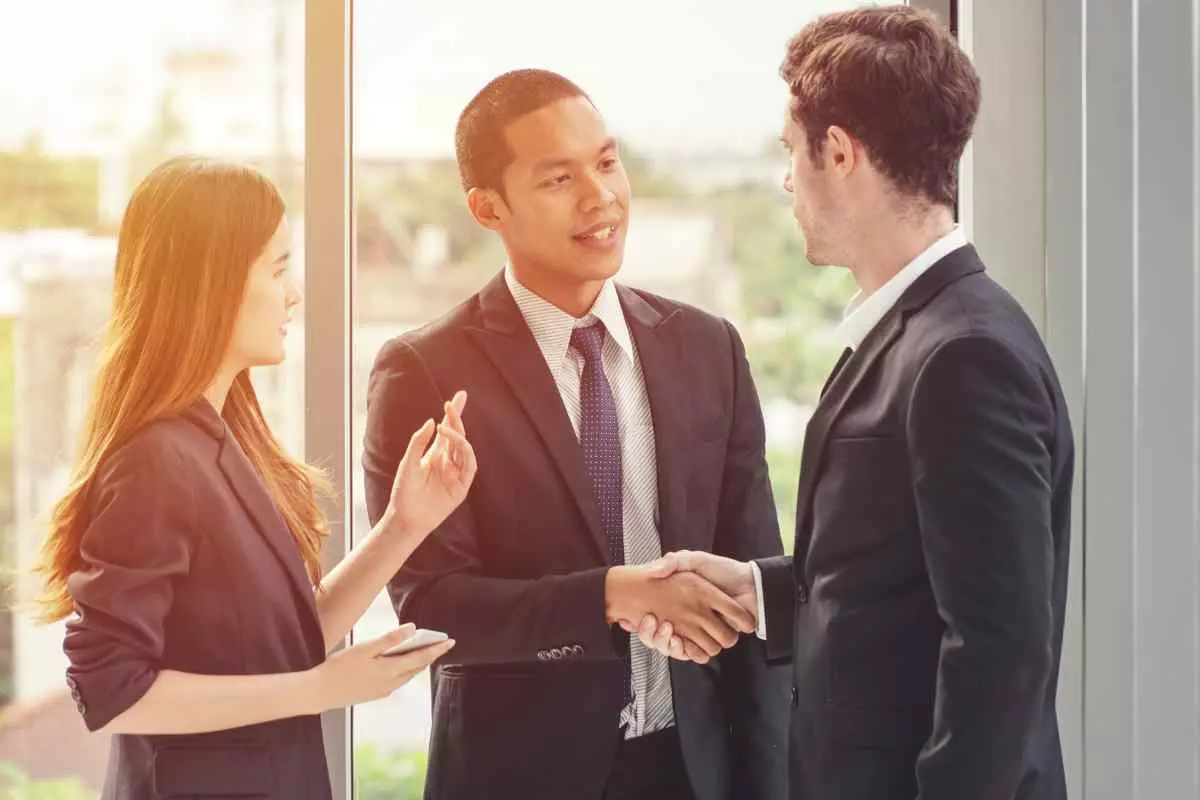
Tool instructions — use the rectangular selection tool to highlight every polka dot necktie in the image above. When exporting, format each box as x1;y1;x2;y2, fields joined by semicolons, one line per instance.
570;321;632;705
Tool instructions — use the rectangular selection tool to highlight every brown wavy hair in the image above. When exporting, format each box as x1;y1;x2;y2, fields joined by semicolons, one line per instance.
781;6;980;208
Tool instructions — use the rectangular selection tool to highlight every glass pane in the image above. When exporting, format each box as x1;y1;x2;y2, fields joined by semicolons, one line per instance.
0;1;305;794
350;1;881;794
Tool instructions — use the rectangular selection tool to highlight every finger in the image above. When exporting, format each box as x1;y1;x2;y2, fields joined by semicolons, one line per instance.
617;618;636;633
386;638;456;674
435;423;470;454
634;615;659;650
706;587;757;635
447;391;467;432
434;425;476;485
681;639;710;664
651;621;675;656
668;636;689;661
399;420;436;475
370;623;417;655
697;608;741;650
676;621;723;658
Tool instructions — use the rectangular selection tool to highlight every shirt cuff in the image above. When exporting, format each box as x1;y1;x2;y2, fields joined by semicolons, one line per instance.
750;560;767;640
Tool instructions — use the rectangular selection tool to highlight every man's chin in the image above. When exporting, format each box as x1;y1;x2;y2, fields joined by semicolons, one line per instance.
804;247;831;267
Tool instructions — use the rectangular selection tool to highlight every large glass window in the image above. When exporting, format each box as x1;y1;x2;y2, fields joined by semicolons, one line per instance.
349;1;877;794
0;1;306;794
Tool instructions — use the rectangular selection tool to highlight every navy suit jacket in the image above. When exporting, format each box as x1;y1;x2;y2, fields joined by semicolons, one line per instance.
757;246;1074;800
363;273;790;800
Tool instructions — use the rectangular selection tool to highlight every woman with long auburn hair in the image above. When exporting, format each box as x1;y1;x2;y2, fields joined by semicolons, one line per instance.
34;156;475;799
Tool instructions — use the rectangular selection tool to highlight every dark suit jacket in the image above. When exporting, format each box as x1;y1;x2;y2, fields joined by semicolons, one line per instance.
63;399;331;800
757;246;1074;800
363;272;790;800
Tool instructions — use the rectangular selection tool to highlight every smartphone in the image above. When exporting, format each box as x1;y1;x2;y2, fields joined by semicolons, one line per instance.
379;628;450;658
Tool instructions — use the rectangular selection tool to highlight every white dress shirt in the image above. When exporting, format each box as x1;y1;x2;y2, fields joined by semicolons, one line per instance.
751;226;970;638
504;266;675;737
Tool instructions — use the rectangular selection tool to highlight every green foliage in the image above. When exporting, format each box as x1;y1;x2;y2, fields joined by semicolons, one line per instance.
707;186;856;405
766;448;800;554
0;141;101;232
354;744;428;800
0;319;14;704
0;763;95;800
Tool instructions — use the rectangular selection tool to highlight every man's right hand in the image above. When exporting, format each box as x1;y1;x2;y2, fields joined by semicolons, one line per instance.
604;563;755;663
619;551;758;663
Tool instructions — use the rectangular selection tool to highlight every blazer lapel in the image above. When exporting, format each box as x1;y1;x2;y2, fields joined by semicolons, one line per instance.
182;402;322;644
466;273;610;563
792;245;987;569
618;286;690;555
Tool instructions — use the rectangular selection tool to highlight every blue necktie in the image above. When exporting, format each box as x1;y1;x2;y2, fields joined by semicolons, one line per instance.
570;322;632;705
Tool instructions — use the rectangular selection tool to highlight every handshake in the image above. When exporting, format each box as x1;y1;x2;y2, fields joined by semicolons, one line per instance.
605;550;758;664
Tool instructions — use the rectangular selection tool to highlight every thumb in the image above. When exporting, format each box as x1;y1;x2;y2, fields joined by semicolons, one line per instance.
644;552;682;580
397;419;436;477
370;623;417;655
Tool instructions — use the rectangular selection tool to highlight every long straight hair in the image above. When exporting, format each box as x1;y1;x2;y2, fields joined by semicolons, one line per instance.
35;157;329;623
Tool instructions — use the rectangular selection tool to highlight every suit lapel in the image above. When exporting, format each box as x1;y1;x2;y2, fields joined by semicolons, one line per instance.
182;401;323;646
792;313;904;566
618;286;690;555
792;245;987;569
466;273;610;563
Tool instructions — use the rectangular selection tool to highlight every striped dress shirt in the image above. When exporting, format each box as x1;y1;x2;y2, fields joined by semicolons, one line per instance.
505;266;675;739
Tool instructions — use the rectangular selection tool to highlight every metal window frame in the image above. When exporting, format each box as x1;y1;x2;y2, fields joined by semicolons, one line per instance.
305;0;353;797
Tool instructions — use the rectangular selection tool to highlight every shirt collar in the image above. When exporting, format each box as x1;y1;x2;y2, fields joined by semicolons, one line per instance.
503;265;635;367
837;225;969;350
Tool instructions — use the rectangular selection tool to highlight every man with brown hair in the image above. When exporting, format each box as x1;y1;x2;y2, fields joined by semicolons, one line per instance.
634;6;1074;799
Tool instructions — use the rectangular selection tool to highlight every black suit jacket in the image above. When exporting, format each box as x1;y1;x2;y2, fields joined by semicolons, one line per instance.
363;273;789;800
63;400;331;800
757;246;1074;800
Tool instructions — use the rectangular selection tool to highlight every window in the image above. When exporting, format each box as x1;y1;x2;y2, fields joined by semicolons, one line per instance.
349;1;879;793
0;0;306;794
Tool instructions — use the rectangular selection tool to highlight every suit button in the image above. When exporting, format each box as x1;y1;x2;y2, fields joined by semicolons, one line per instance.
790;686;799;708
797;583;809;604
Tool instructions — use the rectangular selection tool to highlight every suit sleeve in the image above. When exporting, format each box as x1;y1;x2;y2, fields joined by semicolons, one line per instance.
363;338;623;666
712;320;791;799
754;553;797;662
63;437;195;732
906;335;1057;800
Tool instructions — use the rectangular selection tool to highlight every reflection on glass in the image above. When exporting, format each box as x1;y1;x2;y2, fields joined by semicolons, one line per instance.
350;0;868;794
0;1;305;795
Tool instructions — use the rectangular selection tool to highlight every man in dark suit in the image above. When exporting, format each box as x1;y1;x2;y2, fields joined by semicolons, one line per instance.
362;69;789;800
636;7;1074;800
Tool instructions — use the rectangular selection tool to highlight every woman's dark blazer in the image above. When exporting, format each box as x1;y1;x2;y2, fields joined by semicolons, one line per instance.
63;399;332;799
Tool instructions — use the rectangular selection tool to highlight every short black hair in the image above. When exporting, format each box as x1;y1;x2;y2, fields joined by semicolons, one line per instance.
454;69;591;198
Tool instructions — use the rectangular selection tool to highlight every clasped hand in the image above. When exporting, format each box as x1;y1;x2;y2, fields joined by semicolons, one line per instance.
608;550;758;664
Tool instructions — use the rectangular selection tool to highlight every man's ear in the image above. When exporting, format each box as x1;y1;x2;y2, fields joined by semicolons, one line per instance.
824;124;863;177
466;187;505;232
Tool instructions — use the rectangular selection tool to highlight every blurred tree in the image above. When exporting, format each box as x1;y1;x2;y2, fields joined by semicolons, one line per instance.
354;745;427;800
0;319;13;705
0;139;100;232
707;185;855;405
0;763;93;800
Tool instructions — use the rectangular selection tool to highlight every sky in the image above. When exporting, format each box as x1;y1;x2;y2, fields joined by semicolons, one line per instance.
0;0;883;158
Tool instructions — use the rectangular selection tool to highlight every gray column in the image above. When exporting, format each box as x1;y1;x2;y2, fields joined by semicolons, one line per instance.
1047;0;1200;797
